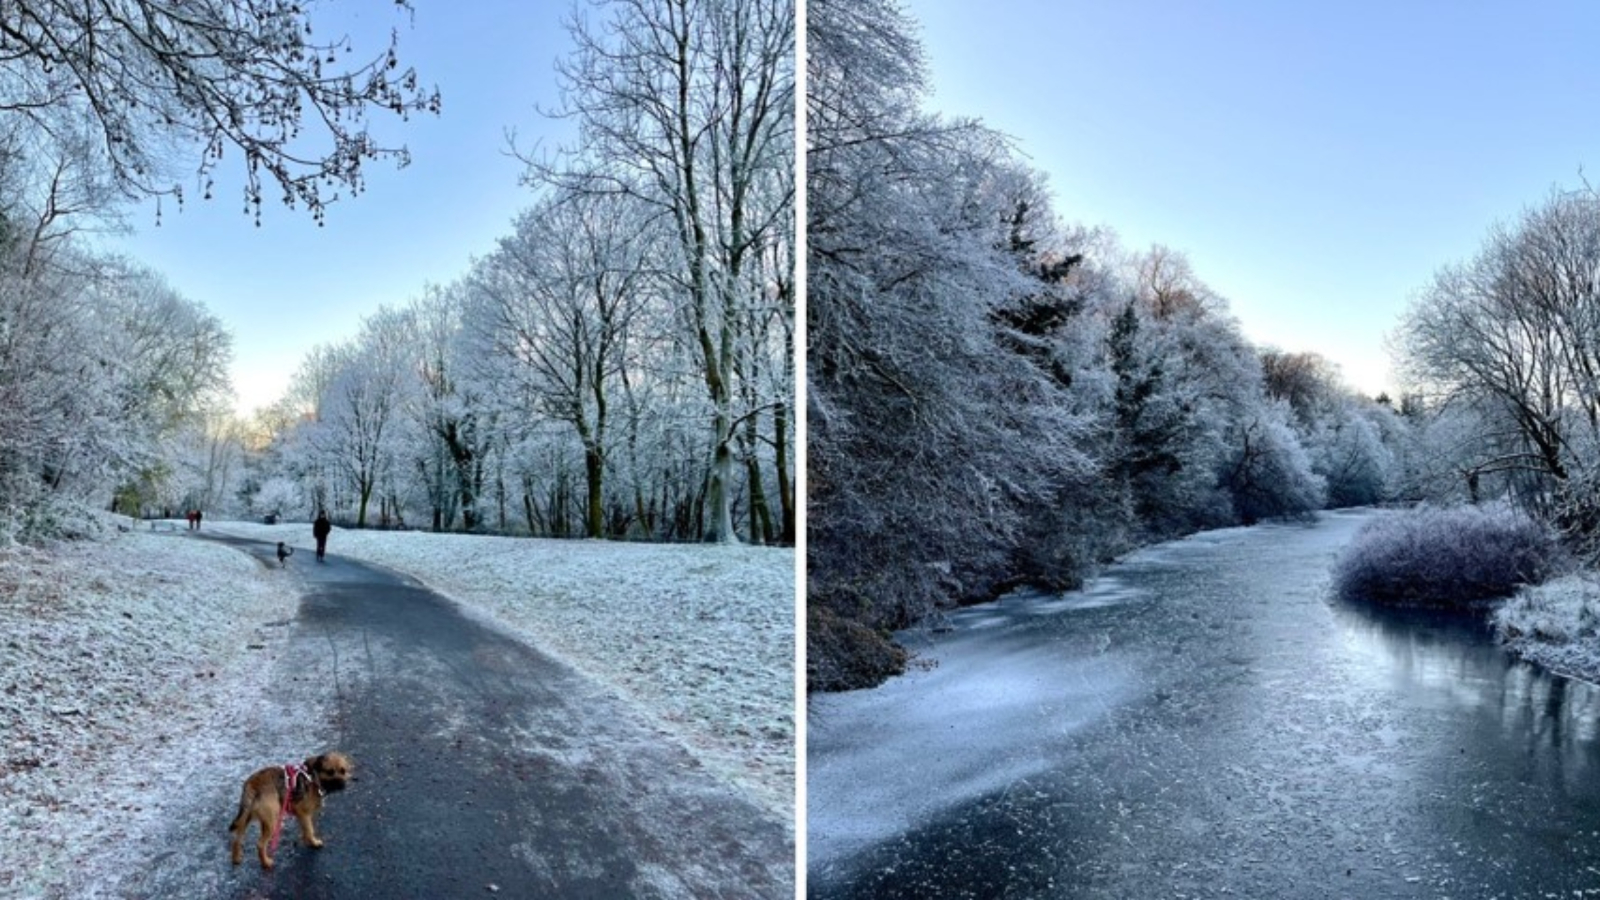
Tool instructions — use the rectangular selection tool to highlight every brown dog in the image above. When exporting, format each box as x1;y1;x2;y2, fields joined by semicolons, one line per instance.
228;752;353;869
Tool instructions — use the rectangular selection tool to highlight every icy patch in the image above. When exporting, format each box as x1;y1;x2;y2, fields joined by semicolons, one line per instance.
207;520;795;822
953;577;1150;635
809;608;1135;868
1001;575;1150;616
1118;523;1260;566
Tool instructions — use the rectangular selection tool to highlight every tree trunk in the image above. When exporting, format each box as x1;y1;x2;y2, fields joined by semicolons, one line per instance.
554;473;569;538
704;410;738;542
774;398;794;544
497;465;508;532
584;445;604;539
745;455;773;545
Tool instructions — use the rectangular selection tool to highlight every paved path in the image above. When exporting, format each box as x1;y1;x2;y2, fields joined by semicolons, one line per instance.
124;536;792;899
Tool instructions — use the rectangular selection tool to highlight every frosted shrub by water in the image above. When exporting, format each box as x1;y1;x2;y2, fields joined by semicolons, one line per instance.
1333;504;1560;607
1496;575;1600;643
1493;575;1600;683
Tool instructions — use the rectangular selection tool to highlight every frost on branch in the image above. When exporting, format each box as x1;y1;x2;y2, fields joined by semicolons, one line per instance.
0;0;440;223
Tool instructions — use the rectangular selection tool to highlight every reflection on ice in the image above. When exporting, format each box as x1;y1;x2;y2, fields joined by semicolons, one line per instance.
1333;599;1600;781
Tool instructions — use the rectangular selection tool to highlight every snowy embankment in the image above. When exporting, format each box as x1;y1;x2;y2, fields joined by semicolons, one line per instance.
210;520;796;819
1494;573;1600;685
0;523;307;898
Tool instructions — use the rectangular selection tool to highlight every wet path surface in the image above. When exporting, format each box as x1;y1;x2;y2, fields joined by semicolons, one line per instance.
808;510;1600;898
125;537;791;899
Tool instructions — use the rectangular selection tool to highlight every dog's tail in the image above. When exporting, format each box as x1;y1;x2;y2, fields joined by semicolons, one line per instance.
228;785;256;835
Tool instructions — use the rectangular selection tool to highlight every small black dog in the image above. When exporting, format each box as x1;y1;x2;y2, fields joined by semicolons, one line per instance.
276;542;294;567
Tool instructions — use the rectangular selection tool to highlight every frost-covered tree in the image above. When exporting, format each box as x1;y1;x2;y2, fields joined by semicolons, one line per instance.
0;2;440;540
1098;259;1331;535
0;241;229;508
529;0;795;543
809;0;1094;645
406;284;498;532
0;233;236;532
1400;187;1600;538
1221;402;1325;523
0;254;112;516
734;230;795;545
1105;301;1215;534
1304;401;1394;507
298;318;410;527
1394;185;1600;557
1402;188;1600;476
470;192;657;539
163;409;248;516
1261;350;1344;426
1259;348;1404;508
1131;243;1223;321
97;261;233;441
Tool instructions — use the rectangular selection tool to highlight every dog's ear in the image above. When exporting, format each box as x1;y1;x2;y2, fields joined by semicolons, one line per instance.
306;754;324;773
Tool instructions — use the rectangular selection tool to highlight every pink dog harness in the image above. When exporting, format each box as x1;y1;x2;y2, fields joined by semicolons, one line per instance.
267;763;304;855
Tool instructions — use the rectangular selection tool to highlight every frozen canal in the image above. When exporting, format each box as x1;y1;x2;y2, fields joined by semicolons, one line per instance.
808;509;1600;898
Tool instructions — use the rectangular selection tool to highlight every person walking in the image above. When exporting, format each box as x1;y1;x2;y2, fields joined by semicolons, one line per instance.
313;511;332;562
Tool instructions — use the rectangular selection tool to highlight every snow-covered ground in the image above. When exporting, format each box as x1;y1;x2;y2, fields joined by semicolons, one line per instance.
207;519;796;819
0;521;318;899
0;518;794;898
1494;571;1600;685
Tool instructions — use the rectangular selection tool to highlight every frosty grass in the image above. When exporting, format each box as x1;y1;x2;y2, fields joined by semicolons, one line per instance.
0;525;308;897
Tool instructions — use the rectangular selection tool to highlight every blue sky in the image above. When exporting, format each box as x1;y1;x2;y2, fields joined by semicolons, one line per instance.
912;0;1600;396
97;2;577;415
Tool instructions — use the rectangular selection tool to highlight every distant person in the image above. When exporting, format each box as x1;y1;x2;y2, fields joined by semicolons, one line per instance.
195;509;203;530
187;510;197;530
313;511;332;562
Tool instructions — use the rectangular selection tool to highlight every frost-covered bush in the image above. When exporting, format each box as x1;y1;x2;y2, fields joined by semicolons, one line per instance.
0;496;108;547
1494;574;1600;644
251;476;306;519
1333;504;1561;607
